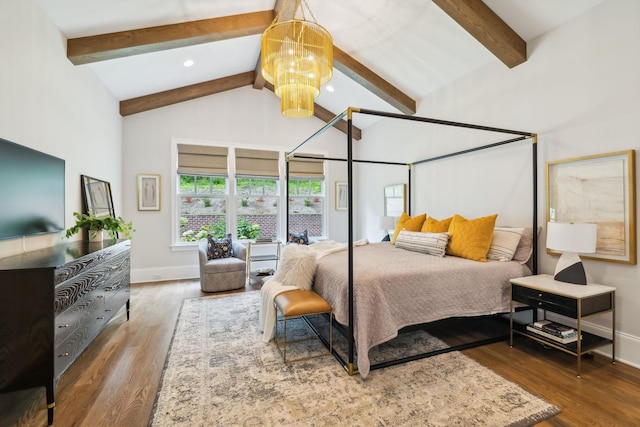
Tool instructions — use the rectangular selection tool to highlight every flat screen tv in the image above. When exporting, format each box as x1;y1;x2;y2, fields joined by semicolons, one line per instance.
0;138;65;240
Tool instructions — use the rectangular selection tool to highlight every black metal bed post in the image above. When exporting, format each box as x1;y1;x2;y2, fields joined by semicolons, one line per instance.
347;108;356;375
532;134;538;274
407;164;412;215
285;159;290;239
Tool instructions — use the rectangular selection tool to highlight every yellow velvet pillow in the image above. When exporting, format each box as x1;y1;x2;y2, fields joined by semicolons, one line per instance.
446;214;498;262
391;212;427;244
421;216;452;233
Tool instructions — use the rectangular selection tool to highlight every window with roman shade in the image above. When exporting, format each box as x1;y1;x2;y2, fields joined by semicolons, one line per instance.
177;144;228;175
235;148;279;177
286;153;325;178
287;153;325;238
177;144;228;242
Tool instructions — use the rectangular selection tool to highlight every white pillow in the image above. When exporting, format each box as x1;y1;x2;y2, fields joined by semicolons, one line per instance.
271;244;317;290
487;227;524;261
395;230;449;257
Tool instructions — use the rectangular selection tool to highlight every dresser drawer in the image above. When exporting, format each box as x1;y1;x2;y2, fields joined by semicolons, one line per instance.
55;293;105;345
512;284;613;318
54;250;129;314
512;284;578;317
53;242;129;286
54;312;110;377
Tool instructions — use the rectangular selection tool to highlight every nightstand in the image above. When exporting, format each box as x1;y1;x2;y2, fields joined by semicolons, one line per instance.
509;274;615;378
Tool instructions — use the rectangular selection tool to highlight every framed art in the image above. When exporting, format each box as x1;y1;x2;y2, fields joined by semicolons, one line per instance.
137;174;161;211
81;175;115;218
335;181;348;210
546;150;636;264
384;183;407;217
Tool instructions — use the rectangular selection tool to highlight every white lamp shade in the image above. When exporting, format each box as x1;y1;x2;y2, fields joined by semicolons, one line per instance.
546;222;597;254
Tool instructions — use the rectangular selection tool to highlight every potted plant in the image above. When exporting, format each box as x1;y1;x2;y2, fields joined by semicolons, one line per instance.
65;212;134;241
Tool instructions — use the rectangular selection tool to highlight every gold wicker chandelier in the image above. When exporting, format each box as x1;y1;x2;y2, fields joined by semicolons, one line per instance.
261;0;333;118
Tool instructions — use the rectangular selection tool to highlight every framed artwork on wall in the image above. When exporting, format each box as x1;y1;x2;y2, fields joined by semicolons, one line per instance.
546;150;636;264
137;174;161;211
81;175;115;218
335;181;348;210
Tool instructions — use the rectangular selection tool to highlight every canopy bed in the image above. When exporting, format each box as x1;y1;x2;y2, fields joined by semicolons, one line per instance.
285;108;538;377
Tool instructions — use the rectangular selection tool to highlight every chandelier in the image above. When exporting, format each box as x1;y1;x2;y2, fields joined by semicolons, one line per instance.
261;0;333;118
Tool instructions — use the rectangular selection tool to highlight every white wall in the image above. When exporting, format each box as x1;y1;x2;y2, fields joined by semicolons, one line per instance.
0;0;122;258
122;86;350;283
358;0;640;367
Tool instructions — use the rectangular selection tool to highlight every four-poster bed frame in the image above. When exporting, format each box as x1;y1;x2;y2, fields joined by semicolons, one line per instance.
285;107;538;375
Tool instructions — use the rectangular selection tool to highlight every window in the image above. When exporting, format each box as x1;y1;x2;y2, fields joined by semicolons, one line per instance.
236;177;279;239
176;144;228;242
288;178;324;237
174;144;325;244
178;175;227;242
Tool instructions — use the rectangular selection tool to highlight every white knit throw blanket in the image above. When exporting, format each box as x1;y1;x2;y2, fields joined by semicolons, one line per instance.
258;239;369;342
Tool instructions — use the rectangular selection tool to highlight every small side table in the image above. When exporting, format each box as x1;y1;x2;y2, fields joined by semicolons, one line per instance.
246;240;281;284
510;274;615;378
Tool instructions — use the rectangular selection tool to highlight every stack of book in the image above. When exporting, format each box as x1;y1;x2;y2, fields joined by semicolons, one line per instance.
526;320;580;344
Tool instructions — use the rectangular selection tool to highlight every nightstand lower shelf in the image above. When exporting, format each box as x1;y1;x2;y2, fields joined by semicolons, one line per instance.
512;323;613;355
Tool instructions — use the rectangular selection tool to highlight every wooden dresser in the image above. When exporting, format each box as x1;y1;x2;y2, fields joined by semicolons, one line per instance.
0;239;130;424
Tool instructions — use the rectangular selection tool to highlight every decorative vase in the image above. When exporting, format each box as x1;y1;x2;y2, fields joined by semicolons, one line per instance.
88;229;103;242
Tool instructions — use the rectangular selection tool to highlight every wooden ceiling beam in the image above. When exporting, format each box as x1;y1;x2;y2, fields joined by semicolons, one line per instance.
333;46;416;115
75;4;410;128
67;10;274;65
313;103;363;141
432;0;526;68
120;71;255;116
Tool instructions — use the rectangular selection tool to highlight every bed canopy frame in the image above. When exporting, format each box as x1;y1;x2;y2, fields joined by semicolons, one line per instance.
285;107;538;375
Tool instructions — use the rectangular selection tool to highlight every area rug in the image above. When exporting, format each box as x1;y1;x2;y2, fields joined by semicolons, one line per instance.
150;292;560;426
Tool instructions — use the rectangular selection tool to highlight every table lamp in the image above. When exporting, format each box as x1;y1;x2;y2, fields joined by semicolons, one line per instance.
546;222;597;285
377;216;396;241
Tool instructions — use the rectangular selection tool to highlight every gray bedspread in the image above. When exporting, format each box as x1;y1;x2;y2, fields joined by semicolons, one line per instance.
312;242;531;377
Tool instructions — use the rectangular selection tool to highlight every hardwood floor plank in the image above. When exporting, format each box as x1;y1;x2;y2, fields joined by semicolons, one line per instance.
1;279;639;426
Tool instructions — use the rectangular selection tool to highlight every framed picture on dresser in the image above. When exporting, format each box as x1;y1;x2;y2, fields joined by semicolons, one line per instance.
81;175;115;218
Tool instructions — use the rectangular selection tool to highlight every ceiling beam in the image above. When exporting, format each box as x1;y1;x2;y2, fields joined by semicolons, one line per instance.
313;103;363;141
432;0;526;68
71;6;411;126
120;71;255;116
333;46;416;115
253;52;266;89
67;10;274;65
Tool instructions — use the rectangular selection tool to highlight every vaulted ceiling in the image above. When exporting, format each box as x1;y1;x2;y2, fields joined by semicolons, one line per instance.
35;0;607;134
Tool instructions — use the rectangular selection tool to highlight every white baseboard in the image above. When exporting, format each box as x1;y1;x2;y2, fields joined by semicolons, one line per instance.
131;265;199;283
586;322;640;369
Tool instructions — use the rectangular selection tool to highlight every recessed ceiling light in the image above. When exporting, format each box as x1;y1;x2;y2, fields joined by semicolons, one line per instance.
183;59;194;68
326;85;335;93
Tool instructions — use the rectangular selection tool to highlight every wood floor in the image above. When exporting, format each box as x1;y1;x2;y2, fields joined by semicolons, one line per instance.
2;279;639;426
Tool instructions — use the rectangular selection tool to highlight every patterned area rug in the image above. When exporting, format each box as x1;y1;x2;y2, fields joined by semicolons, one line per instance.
150;292;560;426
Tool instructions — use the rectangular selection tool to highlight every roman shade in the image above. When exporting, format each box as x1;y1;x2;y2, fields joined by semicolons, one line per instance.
287;153;325;178
177;144;228;175
235;148;279;177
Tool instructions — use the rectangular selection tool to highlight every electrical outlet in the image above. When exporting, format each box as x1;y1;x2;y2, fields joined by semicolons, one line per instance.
152;274;162;280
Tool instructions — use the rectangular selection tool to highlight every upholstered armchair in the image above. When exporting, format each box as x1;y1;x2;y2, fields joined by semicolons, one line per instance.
198;241;247;292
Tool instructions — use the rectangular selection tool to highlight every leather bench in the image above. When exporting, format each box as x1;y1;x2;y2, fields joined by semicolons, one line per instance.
273;289;332;363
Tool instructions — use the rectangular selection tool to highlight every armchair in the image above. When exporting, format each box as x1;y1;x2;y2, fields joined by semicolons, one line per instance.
198;241;247;292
